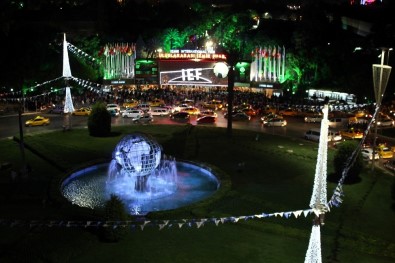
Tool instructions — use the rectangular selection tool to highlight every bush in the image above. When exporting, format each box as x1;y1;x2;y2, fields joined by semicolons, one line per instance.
101;194;129;242
88;102;111;137
333;140;363;184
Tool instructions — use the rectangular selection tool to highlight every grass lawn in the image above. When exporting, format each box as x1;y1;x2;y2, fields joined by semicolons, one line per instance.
0;124;394;262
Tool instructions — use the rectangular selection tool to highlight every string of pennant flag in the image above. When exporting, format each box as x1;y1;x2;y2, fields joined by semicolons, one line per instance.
0;76;112;102
67;42;101;66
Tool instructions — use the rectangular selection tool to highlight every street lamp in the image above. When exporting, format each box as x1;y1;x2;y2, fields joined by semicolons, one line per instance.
371;48;392;170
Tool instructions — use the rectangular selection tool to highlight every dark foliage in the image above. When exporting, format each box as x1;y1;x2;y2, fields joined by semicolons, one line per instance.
332;140;363;184
88;102;111;137
101;194;129;242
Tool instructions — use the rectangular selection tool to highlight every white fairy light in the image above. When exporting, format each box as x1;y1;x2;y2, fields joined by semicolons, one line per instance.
304;225;322;263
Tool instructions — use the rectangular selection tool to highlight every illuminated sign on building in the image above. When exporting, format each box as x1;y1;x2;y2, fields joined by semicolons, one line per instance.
158;51;226;60
159;61;228;86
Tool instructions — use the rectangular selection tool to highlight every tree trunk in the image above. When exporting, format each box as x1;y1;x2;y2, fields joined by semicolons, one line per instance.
227;64;235;138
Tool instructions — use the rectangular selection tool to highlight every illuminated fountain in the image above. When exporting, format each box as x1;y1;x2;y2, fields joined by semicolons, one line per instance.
62;133;219;215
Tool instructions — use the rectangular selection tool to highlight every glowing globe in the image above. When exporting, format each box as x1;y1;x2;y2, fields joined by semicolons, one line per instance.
112;133;162;177
213;62;229;78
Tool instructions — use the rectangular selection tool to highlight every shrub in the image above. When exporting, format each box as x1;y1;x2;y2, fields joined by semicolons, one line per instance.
101;194;129;242
88;102;111;137
333;140;363;184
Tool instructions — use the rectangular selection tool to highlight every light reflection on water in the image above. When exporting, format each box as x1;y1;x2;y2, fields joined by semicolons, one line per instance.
62;162;219;215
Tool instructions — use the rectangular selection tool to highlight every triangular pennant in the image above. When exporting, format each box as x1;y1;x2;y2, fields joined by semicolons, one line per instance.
303;210;312;217
196;221;204;228
274;212;284;217
293;210;303;218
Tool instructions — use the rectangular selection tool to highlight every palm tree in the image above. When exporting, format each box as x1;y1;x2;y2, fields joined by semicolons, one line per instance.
212;12;250;138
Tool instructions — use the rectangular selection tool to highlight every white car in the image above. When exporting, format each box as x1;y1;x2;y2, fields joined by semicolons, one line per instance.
150;108;170;116
106;103;121;112
122;109;144;118
376;117;394;127
361;148;380;160
174;104;189;112
138;103;151;112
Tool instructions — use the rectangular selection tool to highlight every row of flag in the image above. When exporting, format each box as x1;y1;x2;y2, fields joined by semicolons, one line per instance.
98;43;136;57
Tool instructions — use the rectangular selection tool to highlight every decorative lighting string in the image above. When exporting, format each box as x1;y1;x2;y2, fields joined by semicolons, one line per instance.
67;42;101;66
0;108;378;230
327;105;380;208
0;77;112;102
0;77;64;100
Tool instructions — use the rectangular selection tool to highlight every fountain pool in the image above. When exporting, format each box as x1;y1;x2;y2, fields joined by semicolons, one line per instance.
61;161;219;215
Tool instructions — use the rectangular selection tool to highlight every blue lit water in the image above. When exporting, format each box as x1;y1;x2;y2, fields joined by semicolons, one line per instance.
61;162;219;215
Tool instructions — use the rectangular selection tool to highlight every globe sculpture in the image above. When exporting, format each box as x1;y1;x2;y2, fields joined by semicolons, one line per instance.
108;133;162;193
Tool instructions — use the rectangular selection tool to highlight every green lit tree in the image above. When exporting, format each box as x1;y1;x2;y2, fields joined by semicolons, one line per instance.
162;28;185;52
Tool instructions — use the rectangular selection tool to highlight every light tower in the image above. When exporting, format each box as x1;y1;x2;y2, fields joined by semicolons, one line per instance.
371;48;392;170
304;105;330;263
62;33;75;130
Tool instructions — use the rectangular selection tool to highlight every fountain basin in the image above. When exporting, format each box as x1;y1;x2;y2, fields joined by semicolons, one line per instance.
61;161;219;215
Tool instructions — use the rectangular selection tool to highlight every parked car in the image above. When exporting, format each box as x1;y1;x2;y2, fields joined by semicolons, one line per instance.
376;145;394;159
122;109;144;118
376;117;394;127
329;117;350;128
361;148;380;161
133;113;153;123
202;100;223;110
122;99;139;109
242;108;257;117
198;109;217;118
170;111;190;121
383;160;395;172
106;103;121;112
263;118;287;127
224;112;251;121
48;105;64;114
108;109;119;117
279;108;298;117
173;104;190;112
196;115;216;124
25;116;50;127
304;128;342;142
340;129;363;139
148;99;165;107
304;114;323;123
149;108;170;116
260;113;282;123
182;106;200;115
137;103;151;112
72;107;91;116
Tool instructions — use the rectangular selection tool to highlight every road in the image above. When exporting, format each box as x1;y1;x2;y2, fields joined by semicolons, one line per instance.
1;109;394;172
0;110;316;140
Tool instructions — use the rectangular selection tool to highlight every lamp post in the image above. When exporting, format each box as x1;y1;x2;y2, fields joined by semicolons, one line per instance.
371;48;392;170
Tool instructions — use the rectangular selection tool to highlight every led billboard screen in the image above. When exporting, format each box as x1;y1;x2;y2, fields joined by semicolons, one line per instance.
159;61;228;87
